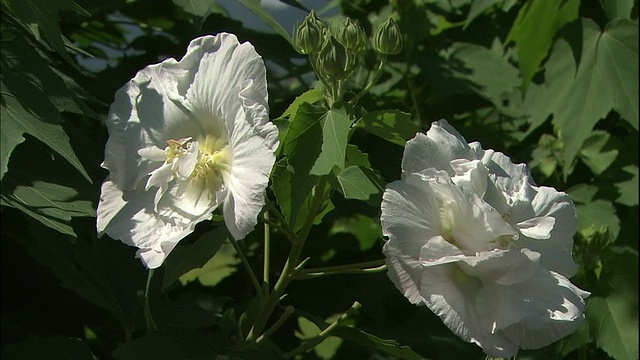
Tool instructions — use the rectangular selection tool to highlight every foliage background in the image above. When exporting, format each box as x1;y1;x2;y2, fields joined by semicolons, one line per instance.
0;0;637;359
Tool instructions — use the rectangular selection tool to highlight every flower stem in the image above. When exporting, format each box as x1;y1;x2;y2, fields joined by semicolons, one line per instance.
284;301;362;359
229;238;263;297
246;178;330;342
144;269;158;331
256;306;295;344
349;54;387;105
295;259;387;280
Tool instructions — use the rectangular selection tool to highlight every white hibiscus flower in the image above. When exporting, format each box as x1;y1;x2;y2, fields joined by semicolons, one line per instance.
97;33;279;269
382;121;588;357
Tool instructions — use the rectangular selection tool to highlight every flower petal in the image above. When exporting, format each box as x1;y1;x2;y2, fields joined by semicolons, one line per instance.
517;216;555;239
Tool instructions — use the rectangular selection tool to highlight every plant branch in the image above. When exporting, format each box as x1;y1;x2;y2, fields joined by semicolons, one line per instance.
143;269;158;331
295;259;387;280
229;238;263;297
349;54;387;105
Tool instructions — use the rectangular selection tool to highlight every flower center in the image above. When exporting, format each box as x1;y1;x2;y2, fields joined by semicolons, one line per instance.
190;135;231;191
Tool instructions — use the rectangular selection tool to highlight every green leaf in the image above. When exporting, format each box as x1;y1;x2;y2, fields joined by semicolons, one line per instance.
587;259;639;360
576;199;621;238
162;227;228;290
464;0;502;29
237;0;293;45
4;0;90;68
172;0;226;17
355;110;418;146
1;337;95;360
568;183;599;204
345;144;371;168
615;165;638;206
294;317;343;359
330;214;382;251
523;19;639;178
331;326;423;360
178;242;240;287
274;88;324;150
113;327;219;360
506;0;579;91
333;166;383;201
601;0;636;20
578;130;619;175
310;106;351;176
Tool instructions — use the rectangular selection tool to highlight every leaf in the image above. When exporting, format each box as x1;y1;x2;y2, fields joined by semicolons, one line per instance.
113;327;219;360
587;252;639;360
506;0;580;91
0;33;92;182
1;337;95;360
427;42;521;109
615;165;638;206
601;0;636;20
4;0;90;68
178;242;240;287
274;87;324;150
333;166;383;201
523;19;639;178
172;0;226;17
331;326;423;360
162;227;228;290
310;106;351;176
356;110;418;146
568;183;599;204
281;103;325;227
464;0;502;29
330;214;382;251
576;199;621;238
578;130;619;175
294;317;343;359
237;0;293;45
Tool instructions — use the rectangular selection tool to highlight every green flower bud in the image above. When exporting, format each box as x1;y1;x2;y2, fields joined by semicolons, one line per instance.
317;35;356;81
372;17;403;55
293;10;326;54
336;18;367;55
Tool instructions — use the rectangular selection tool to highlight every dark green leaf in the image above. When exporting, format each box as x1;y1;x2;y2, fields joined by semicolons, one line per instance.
601;0;636;20
523;19;639;178
356;110;418;146
113;327;219;360
178;242;240;287
172;0;226;17
506;0;579;91
162;227;228;290
1;337;94;360
310;106;351;176
330;214;382;251
464;0;502;29
331;326;423;360
576;199;621;238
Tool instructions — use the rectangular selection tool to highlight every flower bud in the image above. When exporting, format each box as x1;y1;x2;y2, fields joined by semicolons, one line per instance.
293;10;326;55
372;17;403;55
317;35;356;81
336;18;367;55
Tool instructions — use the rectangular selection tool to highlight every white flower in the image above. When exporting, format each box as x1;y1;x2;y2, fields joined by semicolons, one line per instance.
381;120;588;357
97;33;279;269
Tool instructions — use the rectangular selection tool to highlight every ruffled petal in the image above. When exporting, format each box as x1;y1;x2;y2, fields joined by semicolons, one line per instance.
383;241;425;304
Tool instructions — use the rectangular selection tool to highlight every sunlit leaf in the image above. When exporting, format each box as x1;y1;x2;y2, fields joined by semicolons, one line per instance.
578;130;619;175
333;165;383;201
331;326;423;360
237;0;293;45
524;19;638;178
615;165;638;206
356;110;418;146
294;316;343;359
576;199;621;238
178;242;240;287
506;0;579;91
330;214;382;251
310;106;351;176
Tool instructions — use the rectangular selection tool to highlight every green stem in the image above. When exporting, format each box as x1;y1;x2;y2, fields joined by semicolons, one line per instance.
229;238;263;297
144;269;157;331
263;212;271;287
246;178;329;342
295;259;387;280
284;301;362;359
349;55;387;105
260;213;297;244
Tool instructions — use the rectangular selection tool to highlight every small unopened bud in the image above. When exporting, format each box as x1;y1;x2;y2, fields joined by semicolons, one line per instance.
372;17;403;55
317;36;356;81
293;10;326;54
336;18;367;55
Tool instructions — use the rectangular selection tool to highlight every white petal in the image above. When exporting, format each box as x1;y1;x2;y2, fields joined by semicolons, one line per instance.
517;216;555;239
138;146;166;161
145;163;173;190
383;241;425;304
450;159;488;197
402;119;472;176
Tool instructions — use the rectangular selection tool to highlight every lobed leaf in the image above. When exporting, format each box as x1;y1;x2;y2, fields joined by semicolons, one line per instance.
356;110;418;147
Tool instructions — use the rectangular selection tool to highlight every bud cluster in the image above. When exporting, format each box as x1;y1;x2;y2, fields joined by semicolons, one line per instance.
293;11;403;105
